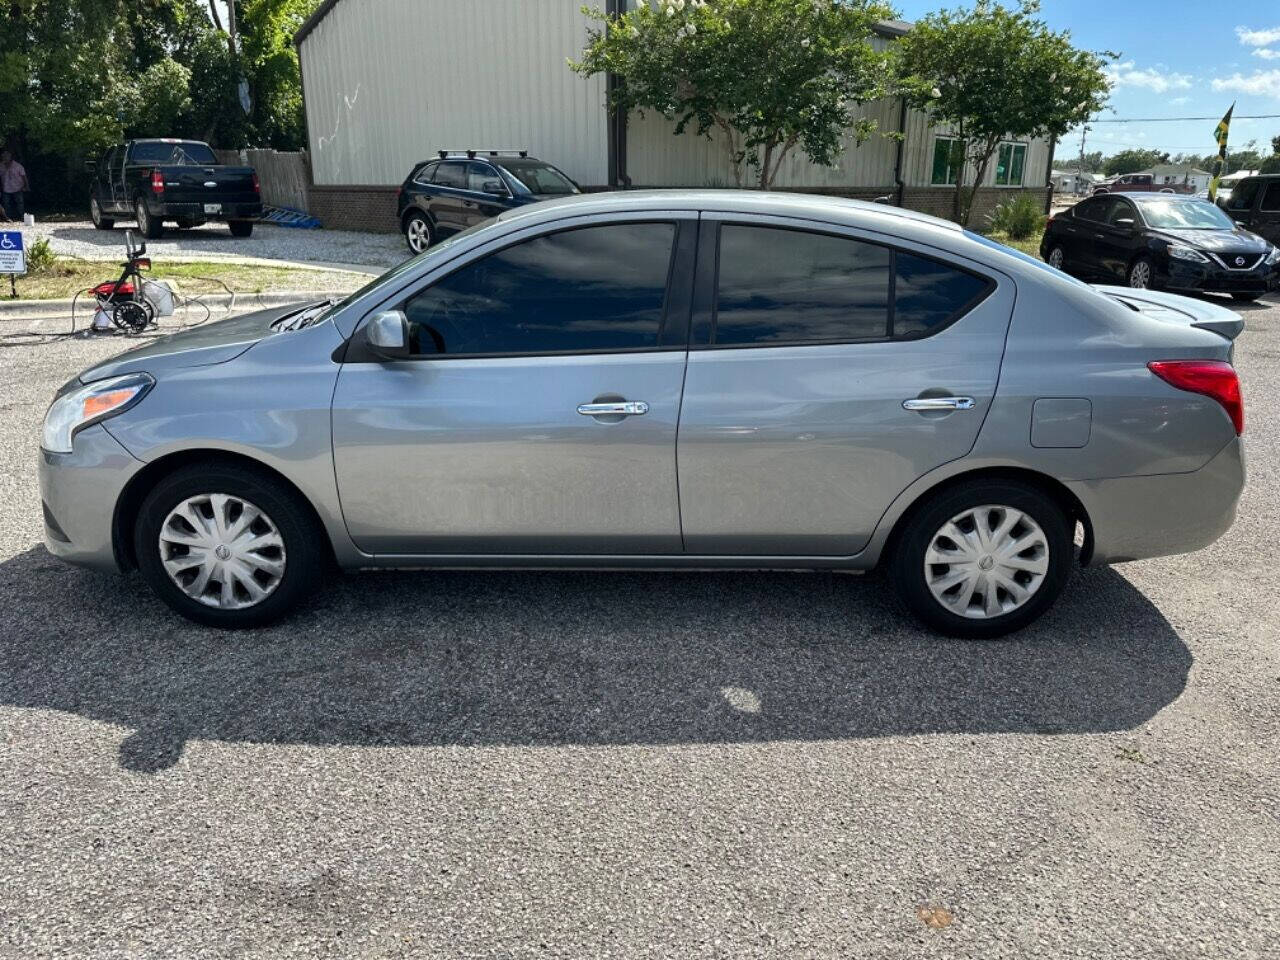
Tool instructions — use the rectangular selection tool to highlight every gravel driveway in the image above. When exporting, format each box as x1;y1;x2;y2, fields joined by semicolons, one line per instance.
26;219;406;271
0;296;1277;958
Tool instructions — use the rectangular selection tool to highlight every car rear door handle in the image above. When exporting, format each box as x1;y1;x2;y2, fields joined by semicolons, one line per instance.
903;397;975;411
577;401;649;417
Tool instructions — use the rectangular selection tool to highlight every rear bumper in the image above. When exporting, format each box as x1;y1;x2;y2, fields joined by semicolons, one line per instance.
149;199;263;221
39;424;144;574
1068;437;1245;566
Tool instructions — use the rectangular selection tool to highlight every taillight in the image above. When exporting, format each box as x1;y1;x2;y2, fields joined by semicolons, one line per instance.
1149;360;1244;435
150;169;164;194
251;171;260;194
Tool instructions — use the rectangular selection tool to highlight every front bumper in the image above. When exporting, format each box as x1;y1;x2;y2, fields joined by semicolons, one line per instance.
39;424;144;573
1162;257;1277;295
1067;437;1245;566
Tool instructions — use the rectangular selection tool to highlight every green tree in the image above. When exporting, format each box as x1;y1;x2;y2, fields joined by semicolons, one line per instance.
123;59;195;138
572;0;898;189
1102;148;1167;176
896;1;1111;225
1058;150;1103;173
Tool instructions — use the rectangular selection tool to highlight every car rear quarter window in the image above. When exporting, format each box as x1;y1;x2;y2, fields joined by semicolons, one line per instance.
401;222;677;356
713;226;891;345
411;161;438;185
894;253;991;338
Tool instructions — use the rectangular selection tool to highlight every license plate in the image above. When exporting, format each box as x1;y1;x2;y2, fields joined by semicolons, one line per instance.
203;203;221;214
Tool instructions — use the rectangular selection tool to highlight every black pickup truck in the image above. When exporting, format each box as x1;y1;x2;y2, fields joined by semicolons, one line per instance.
88;139;262;238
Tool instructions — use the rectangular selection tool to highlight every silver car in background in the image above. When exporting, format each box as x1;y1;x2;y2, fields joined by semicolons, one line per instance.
38;192;1246;638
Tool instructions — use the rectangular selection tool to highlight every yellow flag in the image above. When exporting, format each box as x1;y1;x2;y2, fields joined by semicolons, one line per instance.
1208;103;1234;202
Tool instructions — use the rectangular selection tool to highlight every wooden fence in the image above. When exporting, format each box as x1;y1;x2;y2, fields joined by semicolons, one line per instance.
212;148;313;213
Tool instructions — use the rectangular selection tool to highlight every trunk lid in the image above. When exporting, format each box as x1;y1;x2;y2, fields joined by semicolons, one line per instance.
159;165;258;206
1095;286;1245;342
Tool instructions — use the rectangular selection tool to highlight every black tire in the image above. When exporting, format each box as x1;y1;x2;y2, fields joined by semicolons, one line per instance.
90;196;114;230
889;480;1074;639
174;218;197;230
1127;255;1155;289
229;220;254;238
133;462;328;628
135;199;163;239
1230;292;1262;303
403;211;434;254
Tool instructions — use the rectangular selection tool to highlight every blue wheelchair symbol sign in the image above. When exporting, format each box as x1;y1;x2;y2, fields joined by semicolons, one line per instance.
0;230;26;275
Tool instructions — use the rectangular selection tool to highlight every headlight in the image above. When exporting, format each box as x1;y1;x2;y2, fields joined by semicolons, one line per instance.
1267;246;1280;265
1167;245;1210;263
42;373;154;453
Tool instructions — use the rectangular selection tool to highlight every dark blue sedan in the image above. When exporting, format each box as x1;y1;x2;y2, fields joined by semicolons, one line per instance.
396;151;579;253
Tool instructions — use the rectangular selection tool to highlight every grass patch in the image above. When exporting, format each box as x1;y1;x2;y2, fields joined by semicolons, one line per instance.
9;258;358;301
986;230;1045;258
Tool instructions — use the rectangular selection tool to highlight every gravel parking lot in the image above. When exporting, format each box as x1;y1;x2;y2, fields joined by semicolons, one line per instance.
28;220;405;271
0;296;1277;958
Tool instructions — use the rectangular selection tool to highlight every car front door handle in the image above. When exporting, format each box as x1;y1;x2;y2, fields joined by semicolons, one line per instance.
903;396;975;412
577;401;649;417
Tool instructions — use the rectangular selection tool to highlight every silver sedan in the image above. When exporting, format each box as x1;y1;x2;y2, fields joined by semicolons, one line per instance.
38;192;1246;637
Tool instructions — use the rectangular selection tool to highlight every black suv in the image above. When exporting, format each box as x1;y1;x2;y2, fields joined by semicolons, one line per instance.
396;151;580;253
1218;174;1280;246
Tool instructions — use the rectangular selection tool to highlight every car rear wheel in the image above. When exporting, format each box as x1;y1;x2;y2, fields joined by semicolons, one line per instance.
134;200;163;239
1127;256;1154;289
90;197;114;230
404;211;434;254
1046;245;1066;271
134;462;327;628
229;220;254;238
890;480;1074;639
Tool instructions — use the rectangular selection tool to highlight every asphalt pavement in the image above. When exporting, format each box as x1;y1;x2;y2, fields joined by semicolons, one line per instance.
0;296;1277;959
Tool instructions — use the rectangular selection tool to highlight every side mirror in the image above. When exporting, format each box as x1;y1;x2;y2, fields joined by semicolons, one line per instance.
481;179;507;196
363;310;411;360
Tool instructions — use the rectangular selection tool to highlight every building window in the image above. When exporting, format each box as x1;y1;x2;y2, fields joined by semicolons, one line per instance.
930;136;965;186
995;142;1027;186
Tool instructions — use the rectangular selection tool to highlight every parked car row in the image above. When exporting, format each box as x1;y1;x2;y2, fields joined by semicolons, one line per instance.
1041;187;1280;301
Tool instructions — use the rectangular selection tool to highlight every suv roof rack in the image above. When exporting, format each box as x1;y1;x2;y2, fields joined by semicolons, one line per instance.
436;149;529;160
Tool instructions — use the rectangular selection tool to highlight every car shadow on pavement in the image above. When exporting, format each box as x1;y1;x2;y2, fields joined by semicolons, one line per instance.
0;546;1191;773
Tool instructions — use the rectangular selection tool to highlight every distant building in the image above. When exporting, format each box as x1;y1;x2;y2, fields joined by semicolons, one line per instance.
293;0;1055;231
1051;170;1096;194
1136;164;1213;192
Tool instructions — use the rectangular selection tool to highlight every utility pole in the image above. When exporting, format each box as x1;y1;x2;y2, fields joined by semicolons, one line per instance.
1077;123;1091;193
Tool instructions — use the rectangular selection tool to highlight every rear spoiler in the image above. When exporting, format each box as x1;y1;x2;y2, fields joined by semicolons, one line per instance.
1095;286;1245;342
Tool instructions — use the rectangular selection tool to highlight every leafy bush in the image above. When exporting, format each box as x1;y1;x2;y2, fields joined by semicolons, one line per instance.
26;237;56;273
986;193;1047;240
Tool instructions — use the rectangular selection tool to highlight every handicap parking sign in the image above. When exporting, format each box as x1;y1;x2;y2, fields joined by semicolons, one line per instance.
0;231;24;275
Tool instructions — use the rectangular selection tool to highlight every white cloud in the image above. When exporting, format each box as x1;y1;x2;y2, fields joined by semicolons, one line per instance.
1105;61;1194;92
1252;47;1280;59
1235;25;1280;47
1212;69;1280;98
1170;96;1191;104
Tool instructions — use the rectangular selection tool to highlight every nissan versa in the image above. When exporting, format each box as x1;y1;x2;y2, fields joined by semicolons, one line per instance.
39;192;1247;638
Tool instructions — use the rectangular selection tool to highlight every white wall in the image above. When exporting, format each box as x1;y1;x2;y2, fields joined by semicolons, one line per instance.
300;0;610;186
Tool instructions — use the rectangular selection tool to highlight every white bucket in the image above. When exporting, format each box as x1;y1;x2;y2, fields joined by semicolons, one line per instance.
22;214;34;226
142;280;175;318
91;307;114;332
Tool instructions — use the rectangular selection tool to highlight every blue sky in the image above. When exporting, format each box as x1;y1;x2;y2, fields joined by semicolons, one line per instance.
894;0;1280;167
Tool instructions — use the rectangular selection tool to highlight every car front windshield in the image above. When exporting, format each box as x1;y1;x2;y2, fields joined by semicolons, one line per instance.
130;141;219;165
1134;199;1235;230
500;161;578;195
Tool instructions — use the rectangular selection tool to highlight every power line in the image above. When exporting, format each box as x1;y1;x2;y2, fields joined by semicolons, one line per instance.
1089;113;1280;123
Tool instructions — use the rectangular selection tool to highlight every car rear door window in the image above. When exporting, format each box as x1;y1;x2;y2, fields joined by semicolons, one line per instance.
401;222;677;356
432;162;468;189
894;253;991;337
713;226;891;344
1227;179;1261;212
1261;182;1280;212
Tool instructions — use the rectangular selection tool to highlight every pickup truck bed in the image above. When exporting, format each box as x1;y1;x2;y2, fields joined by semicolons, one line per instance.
89;139;263;239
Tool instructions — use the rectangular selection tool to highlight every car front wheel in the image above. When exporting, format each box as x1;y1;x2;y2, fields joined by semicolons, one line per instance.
890;480;1074;639
134;462;327;628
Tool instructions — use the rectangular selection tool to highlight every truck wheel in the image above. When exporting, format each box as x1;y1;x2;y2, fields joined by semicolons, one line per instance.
229;220;254;238
174;218;197;230
90;197;114;230
135;200;163;239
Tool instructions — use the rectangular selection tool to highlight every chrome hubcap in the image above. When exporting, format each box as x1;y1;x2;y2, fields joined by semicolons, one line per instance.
924;505;1050;620
158;494;286;609
1129;261;1151;288
407;219;428;252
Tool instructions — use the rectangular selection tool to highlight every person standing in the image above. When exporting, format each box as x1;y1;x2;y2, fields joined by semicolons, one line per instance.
1;150;30;222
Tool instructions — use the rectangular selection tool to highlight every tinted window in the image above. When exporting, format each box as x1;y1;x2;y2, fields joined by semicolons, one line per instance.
129;141;217;165
500;160;577;195
714;226;891;345
412;161;438;185
1226;179;1260;211
1107;200;1138;226
466;162;504;192
1261;182;1280;212
401;222;676;356
1073;197;1113;222
432;162;467;188
894;254;990;337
